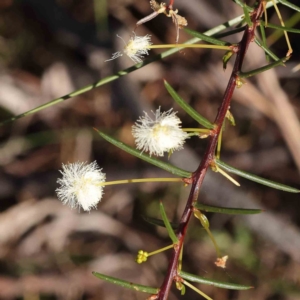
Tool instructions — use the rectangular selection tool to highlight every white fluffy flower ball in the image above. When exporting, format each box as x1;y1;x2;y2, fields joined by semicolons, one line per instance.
106;34;152;63
56;161;106;212
123;34;152;63
132;107;189;156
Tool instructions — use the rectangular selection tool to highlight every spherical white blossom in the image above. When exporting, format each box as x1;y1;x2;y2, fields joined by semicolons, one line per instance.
124;34;152;63
56;161;106;212
132;107;189;156
106;34;152;63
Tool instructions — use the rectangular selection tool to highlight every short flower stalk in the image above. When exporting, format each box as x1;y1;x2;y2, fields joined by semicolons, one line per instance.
182;128;211;138
149;44;232;51
56;161;185;212
103;177;184;186
269;0;292;56
211;163;240;187
193;209;221;259
181;280;212;300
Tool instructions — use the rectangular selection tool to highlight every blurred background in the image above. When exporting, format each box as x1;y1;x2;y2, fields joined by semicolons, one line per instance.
0;0;299;299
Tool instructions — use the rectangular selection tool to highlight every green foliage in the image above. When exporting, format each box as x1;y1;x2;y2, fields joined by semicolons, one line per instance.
179;271;253;290
216;159;300;193
142;215;179;230
164;80;214;129
277;0;300;12
95;129;192;178
93;272;159;294
159;201;178;243
194;203;263;215
184;28;230;46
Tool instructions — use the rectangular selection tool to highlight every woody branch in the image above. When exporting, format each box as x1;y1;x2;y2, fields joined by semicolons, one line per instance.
155;1;265;300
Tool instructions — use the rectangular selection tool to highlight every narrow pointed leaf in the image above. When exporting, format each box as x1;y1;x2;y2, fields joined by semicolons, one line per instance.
164;81;214;129
259;23;267;48
279;0;300;12
243;5;252;27
260;21;300;33
95;129;191;178
265;11;300;47
259;23;270;62
239;56;289;78
233;0;253;11
184;28;229;46
214;26;246;39
179;271;253;290
194;203;263;215
216;159;300;193
0;67;151;127
223;50;234;70
159;202;178;243
0;15;245;127
255;38;280;61
142;215;179;230
92;272;159;294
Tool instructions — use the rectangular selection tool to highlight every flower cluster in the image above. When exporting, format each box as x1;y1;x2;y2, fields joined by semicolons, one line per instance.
56;161;105;212
106;34;152;63
136;250;149;264
132;107;189;156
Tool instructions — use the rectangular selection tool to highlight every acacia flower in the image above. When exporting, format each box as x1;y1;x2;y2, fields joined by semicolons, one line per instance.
56;161;106;212
132;107;189;156
106;34;152;63
106;33;232;64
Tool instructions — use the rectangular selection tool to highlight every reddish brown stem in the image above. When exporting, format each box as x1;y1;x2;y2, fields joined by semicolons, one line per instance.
167;0;174;10
155;2;264;300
